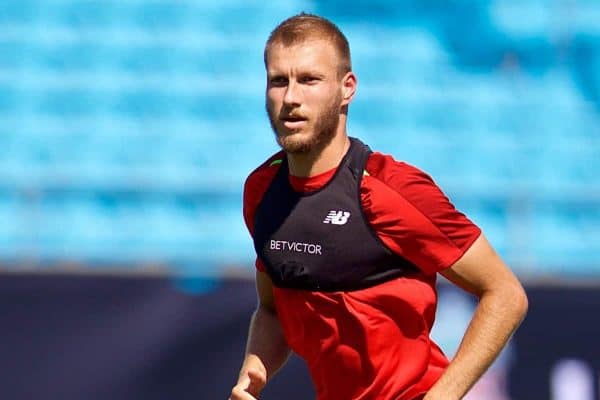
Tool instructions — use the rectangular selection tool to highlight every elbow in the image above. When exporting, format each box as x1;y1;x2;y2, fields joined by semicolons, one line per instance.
484;279;529;324
505;281;529;324
516;284;529;322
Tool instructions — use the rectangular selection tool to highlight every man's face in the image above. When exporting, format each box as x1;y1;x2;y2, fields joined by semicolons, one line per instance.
265;39;344;154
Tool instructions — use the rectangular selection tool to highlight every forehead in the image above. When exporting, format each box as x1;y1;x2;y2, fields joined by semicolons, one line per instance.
266;39;339;73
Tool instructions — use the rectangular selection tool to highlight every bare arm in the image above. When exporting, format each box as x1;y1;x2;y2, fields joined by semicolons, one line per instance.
229;270;291;400
424;234;528;400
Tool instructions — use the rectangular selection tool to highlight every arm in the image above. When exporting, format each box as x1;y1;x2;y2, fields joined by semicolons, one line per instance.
229;270;291;400
424;234;528;400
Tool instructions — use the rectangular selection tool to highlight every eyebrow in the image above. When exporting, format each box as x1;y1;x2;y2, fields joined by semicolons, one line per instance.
299;71;326;78
267;69;327;78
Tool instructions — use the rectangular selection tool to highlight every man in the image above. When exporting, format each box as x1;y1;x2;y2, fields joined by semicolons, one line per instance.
230;13;528;400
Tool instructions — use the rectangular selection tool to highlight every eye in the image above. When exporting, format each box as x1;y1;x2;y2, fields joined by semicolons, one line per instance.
269;76;288;87
299;75;320;84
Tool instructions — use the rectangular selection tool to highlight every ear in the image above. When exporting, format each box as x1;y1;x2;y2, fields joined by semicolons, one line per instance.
340;71;357;106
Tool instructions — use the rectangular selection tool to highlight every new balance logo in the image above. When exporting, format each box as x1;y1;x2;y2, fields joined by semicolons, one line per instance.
323;210;351;225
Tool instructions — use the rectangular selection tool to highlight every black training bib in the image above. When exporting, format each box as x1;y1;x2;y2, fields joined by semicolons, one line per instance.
253;137;417;292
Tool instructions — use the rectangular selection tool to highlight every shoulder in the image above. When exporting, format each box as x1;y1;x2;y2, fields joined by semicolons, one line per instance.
243;151;285;233
364;151;440;202
244;151;285;193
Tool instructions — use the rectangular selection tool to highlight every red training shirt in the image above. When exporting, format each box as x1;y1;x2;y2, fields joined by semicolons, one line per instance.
243;150;481;400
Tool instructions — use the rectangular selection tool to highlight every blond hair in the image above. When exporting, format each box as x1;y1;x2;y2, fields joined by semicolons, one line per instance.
264;13;352;77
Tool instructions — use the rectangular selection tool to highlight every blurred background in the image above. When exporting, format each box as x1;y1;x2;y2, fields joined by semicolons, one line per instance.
0;0;598;399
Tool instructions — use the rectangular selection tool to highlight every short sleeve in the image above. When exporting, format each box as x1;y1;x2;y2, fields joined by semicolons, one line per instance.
362;153;481;275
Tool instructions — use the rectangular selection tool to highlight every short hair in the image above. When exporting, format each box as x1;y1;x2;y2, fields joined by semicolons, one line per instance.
264;13;352;76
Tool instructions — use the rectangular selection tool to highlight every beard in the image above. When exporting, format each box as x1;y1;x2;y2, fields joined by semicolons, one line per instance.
266;92;342;154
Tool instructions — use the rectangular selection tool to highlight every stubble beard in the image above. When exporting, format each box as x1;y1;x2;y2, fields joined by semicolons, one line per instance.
267;93;342;154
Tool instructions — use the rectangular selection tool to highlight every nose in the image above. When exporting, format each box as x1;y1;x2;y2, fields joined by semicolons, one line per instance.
283;80;301;106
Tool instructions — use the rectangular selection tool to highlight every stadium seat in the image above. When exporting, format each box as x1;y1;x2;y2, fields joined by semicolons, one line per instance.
0;0;597;278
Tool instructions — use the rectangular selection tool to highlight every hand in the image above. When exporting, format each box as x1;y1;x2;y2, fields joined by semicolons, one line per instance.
229;369;267;400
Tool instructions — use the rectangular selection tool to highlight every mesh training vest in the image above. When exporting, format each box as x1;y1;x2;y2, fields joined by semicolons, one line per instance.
253;137;417;292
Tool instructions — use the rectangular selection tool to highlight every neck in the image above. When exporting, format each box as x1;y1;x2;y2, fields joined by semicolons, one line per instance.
287;131;350;177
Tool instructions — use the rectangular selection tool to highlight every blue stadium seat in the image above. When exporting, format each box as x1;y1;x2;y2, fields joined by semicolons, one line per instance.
0;0;597;277
532;204;600;275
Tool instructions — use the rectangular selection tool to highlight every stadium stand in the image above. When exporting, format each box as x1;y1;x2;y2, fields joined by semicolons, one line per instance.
0;0;598;279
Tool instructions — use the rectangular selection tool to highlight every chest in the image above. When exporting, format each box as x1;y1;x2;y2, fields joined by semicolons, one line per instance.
253;166;409;292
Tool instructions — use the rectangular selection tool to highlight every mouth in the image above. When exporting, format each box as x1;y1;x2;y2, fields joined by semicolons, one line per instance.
280;115;308;130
